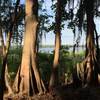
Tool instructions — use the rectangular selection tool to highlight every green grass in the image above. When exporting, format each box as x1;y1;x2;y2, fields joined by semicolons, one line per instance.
0;47;85;83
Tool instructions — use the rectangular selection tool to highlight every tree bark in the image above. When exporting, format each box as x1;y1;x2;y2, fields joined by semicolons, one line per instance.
13;0;46;96
85;0;98;85
0;0;20;99
0;27;13;96
75;0;99;86
49;0;61;89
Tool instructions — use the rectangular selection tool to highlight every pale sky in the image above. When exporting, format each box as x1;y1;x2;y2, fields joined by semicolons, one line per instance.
20;0;24;4
19;0;100;45
41;0;85;45
41;0;100;45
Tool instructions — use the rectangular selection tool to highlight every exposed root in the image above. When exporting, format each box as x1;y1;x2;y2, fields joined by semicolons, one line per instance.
5;65;13;95
13;66;21;93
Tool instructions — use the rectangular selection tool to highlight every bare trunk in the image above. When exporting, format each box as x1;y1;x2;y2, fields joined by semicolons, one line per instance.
49;0;61;88
75;0;98;86
49;33;61;88
0;28;13;96
0;0;20;99
85;0;98;85
31;22;46;94
20;26;31;94
5;65;13;95
13;0;46;95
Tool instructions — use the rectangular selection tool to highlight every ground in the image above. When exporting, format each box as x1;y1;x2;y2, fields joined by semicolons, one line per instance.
4;84;100;100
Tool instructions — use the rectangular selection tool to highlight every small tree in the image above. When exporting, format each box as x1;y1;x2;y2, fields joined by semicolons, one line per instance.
49;0;62;89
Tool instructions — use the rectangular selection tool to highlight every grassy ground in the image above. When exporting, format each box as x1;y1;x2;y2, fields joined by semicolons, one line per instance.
2;47;100;100
0;46;85;84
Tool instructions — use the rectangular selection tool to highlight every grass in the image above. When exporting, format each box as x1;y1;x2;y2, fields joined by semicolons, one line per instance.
0;47;85;84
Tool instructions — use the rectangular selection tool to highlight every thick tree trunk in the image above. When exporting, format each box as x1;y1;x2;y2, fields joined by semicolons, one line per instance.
20;25;31;94
85;0;98;85
31;22;46;94
13;0;46;95
73;0;99;87
49;0;61;88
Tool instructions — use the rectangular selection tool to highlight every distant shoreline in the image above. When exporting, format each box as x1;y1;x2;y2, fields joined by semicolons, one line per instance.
40;45;85;48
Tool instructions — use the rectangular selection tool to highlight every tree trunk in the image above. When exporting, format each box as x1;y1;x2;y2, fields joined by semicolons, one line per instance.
85;0;98;85
73;0;99;87
0;0;20;99
0;28;13;96
49;0;61;89
13;0;46;95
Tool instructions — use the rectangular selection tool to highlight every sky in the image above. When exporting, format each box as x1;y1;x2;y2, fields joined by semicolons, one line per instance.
41;0;100;45
20;0;100;46
41;0;85;45
20;0;24;4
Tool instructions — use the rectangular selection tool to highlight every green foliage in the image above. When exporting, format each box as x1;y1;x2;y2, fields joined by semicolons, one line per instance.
0;47;22;79
0;0;25;46
38;53;53;83
11;4;25;45
0;46;85;84
60;45;69;54
59;46;73;76
48;0;70;33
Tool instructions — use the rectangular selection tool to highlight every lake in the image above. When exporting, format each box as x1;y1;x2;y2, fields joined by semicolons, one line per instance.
39;46;85;53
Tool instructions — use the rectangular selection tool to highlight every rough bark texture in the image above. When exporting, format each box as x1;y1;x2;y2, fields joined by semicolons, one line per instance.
13;0;46;96
73;0;99;87
0;28;13;96
84;0;98;86
49;0;61;88
0;0;21;99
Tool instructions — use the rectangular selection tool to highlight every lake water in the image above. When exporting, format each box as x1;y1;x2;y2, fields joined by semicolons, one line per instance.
39;46;85;53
